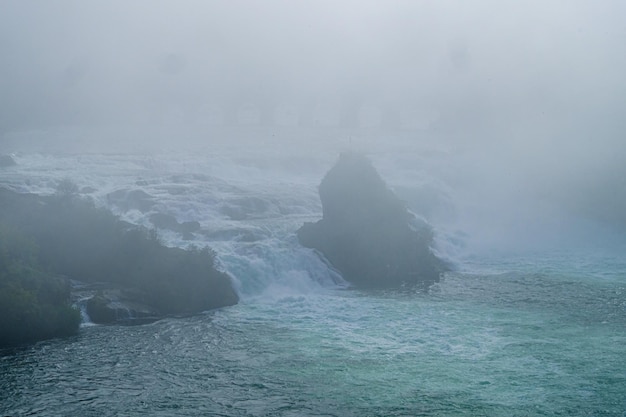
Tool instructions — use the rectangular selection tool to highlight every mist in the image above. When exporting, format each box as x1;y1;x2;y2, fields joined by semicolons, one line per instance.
3;3;626;412
1;0;625;241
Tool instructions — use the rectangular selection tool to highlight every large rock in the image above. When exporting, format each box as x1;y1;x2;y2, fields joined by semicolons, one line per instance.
297;152;446;288
85;290;159;325
1;187;239;330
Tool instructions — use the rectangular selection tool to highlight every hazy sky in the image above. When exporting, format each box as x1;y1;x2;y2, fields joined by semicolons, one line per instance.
1;0;624;135
1;1;625;229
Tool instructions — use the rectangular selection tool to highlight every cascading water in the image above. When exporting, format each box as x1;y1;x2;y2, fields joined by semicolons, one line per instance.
1;137;625;416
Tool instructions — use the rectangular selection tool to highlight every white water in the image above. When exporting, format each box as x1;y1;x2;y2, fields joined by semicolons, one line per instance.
1;132;466;297
1;131;625;416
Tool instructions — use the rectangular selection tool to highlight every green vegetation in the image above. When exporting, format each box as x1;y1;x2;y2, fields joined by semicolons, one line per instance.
0;185;238;347
0;223;81;347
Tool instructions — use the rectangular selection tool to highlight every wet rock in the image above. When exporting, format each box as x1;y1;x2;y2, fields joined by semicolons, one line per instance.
85;290;159;325
85;294;117;324
0;187;238;328
297;152;447;288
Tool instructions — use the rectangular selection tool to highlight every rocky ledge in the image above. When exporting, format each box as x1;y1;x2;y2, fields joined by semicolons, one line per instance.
0;186;238;346
298;152;447;288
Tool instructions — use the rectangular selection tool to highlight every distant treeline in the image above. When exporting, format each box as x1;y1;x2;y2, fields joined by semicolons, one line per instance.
0;185;237;348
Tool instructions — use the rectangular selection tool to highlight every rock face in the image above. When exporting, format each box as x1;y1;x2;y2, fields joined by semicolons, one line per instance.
297;152;446;288
84;290;159;325
1;187;239;332
85;295;118;324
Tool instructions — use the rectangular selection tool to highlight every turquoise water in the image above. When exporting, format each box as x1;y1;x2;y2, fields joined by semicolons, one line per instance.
1;148;625;415
2;265;625;416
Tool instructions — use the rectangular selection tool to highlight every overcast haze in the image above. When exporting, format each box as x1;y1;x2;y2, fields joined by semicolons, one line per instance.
1;0;625;231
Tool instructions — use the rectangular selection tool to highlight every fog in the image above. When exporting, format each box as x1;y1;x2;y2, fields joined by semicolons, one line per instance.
1;0;625;238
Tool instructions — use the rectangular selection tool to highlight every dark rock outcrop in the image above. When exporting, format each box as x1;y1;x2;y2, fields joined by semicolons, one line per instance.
297;152;446;288
85;294;117;324
85;290;159;325
1;187;238;338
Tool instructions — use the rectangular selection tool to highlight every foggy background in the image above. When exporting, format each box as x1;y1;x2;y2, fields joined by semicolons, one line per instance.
1;0;625;238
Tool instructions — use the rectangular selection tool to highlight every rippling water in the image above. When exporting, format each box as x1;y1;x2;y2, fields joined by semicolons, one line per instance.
2;269;625;416
1;147;625;415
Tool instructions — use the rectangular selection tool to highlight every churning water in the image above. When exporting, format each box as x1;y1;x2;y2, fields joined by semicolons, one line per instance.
1;134;625;416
